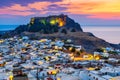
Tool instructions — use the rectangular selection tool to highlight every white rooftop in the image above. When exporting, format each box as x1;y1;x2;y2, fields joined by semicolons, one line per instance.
102;75;113;79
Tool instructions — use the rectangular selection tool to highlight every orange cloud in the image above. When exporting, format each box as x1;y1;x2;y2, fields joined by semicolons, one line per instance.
0;0;120;19
54;0;120;19
66;2;103;14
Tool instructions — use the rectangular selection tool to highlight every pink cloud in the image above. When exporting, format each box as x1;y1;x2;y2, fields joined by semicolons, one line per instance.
0;4;34;16
11;11;35;16
0;0;120;20
5;4;30;11
0;10;35;16
0;1;51;16
87;12;120;20
28;2;51;10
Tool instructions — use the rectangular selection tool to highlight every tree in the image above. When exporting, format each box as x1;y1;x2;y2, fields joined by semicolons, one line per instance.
80;49;85;53
108;51;118;54
53;26;59;33
71;28;76;32
61;29;67;34
71;47;76;52
76;52;81;56
95;48;104;52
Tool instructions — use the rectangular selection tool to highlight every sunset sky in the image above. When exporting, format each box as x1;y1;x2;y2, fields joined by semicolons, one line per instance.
0;0;120;25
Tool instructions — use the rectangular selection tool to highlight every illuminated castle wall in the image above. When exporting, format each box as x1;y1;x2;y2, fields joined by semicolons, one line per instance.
30;14;67;27
29;14;83;32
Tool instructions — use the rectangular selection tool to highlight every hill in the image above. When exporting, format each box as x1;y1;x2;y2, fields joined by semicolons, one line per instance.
13;14;83;34
21;31;114;52
1;14;120;52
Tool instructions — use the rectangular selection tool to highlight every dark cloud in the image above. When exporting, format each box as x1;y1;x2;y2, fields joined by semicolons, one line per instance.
0;0;62;7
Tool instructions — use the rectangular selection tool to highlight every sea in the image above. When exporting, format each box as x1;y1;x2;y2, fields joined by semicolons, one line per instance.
0;25;18;31
0;25;119;44
82;26;120;44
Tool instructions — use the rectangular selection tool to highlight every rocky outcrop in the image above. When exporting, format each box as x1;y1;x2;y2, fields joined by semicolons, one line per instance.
28;14;83;32
14;14;83;34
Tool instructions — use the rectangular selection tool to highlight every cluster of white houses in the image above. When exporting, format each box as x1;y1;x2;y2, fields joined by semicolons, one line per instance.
0;36;120;80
